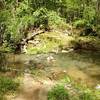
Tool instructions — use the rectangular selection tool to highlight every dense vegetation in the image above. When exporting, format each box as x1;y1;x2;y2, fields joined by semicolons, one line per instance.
0;0;100;53
0;1;100;100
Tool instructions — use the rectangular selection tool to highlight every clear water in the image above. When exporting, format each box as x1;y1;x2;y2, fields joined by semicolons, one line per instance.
0;50;100;87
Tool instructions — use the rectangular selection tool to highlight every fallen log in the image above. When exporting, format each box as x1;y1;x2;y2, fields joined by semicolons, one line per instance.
26;30;45;42
20;30;45;45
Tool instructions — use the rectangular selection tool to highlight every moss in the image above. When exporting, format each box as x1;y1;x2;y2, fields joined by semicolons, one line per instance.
26;32;74;54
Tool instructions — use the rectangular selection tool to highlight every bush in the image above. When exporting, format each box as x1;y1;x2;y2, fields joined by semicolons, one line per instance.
1;0;34;52
33;9;67;30
83;6;96;25
48;84;69;100
48;11;67;30
73;19;87;28
33;7;48;29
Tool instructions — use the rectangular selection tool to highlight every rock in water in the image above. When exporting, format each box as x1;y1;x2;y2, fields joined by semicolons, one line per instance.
47;55;55;63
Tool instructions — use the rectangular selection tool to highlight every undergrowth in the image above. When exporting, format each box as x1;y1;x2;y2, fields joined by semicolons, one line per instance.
0;76;19;100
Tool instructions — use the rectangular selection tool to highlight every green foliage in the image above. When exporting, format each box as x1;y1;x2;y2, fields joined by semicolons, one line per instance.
0;0;99;52
27;39;58;54
73;19;87;28
0;0;34;51
30;0;61;10
6;1;33;41
79;89;96;100
73;6;96;29
48;82;99;100
48;85;69;100
0;76;19;99
48;11;67;30
83;6;96;24
0;76;19;94
32;8;67;30
33;7;48;29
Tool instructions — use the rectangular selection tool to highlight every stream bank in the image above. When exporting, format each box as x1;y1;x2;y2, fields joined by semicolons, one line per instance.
0;50;100;100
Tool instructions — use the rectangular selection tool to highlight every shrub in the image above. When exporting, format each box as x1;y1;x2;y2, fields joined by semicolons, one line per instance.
73;19;87;28
83;6;96;25
33;9;67;30
48;84;69;100
48;11;67;30
1;0;34;52
33;7;48;29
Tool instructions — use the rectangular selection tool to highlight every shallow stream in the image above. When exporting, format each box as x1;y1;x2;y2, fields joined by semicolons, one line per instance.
1;50;100;87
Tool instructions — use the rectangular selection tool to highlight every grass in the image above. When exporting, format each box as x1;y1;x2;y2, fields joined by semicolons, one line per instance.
48;84;69;100
48;81;100;100
26;30;100;55
0;76;19;99
27;32;74;54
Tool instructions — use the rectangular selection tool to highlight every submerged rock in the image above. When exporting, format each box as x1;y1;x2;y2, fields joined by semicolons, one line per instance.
47;55;55;63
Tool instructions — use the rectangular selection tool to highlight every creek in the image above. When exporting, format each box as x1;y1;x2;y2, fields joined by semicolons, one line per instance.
1;50;100;87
